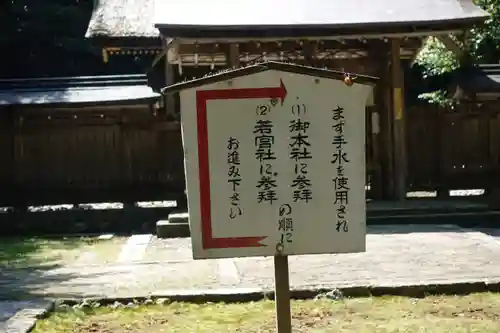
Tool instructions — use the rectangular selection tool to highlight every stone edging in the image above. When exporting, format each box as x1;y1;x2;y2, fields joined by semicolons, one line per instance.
4;301;54;333
25;280;500;332
58;280;500;306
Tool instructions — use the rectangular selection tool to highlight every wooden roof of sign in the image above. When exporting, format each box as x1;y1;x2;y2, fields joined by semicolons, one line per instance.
154;0;487;39
161;61;378;95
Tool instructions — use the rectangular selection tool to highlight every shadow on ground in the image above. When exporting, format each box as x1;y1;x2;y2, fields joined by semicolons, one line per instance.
367;224;469;234
0;264;79;300
0;236;103;268
0;237;107;300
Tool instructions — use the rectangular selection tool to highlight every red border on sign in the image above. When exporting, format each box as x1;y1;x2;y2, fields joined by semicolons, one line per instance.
196;80;287;249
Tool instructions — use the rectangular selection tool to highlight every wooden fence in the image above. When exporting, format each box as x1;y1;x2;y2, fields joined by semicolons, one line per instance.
406;102;500;194
1;102;497;208
0;106;186;207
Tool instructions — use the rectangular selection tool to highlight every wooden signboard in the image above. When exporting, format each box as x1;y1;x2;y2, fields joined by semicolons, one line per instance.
176;63;374;259
167;62;376;333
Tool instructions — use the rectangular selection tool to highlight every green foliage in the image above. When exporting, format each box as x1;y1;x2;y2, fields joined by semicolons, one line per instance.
417;90;456;108
471;0;500;62
415;37;459;78
415;0;500;104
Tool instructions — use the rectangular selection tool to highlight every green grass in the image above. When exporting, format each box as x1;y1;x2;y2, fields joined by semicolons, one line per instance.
33;293;500;333
0;236;125;268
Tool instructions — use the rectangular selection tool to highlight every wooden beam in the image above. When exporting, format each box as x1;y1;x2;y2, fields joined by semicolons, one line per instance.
409;37;429;65
167;38;422;67
228;44;240;68
164;38;176;118
302;40;315;63
177;40;371;56
176;38;421;55
152;48;167;67
390;38;407;200
437;35;463;58
171;29;468;46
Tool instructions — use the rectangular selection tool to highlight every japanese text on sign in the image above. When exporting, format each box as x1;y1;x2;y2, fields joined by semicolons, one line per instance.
227;137;243;219
180;68;372;259
254;104;278;204
289;104;312;203
332;106;350;233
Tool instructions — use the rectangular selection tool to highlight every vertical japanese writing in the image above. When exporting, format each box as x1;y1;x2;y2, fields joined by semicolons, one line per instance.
254;104;278;204
289;104;312;203
331;105;349;232
278;204;293;244
227;137;242;219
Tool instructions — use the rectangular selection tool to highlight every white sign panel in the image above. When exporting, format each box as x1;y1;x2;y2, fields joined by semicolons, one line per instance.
180;68;373;259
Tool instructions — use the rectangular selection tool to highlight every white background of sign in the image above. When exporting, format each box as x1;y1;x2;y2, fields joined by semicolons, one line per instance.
180;69;373;259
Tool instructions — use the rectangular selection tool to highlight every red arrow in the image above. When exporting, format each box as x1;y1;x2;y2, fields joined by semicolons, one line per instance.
198;79;287;105
196;79;286;250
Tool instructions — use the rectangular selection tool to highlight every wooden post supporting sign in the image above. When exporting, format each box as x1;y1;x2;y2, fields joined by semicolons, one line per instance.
274;255;292;333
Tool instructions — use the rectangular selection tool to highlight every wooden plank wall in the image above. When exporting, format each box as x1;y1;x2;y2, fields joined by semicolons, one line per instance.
8;100;498;207
0;106;185;207
406;102;500;194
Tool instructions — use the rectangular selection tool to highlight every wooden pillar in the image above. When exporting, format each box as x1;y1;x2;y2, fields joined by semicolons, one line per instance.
390;39;407;200
302;40;316;65
370;42;393;199
164;57;176;117
164;41;187;209
228;44;240;68
368;105;383;200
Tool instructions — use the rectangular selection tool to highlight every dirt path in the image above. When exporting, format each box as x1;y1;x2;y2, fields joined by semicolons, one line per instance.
1;225;500;300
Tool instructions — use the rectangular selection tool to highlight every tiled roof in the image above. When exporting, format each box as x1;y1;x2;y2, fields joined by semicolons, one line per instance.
86;0;158;38
86;0;488;39
154;0;489;38
0;75;160;106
